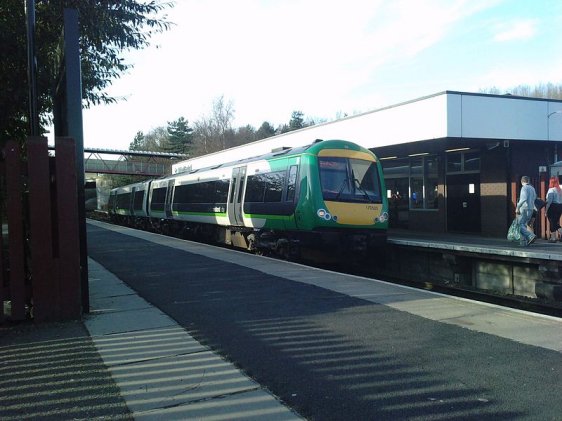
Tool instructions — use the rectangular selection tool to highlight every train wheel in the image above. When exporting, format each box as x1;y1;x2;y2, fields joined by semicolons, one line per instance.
247;234;257;252
161;222;170;236
276;239;290;260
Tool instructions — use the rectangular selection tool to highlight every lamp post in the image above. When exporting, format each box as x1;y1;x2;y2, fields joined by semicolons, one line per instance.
548;110;562;162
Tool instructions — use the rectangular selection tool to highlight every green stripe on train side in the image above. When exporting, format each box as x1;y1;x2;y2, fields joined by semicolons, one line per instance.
172;211;228;217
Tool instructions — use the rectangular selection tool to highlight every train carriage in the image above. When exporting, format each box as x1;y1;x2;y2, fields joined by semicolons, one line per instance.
108;180;151;226
109;139;388;258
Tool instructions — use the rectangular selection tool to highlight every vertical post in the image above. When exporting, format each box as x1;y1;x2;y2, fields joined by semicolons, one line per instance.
25;0;40;136
55;137;81;319
4;141;26;320
540;173;547;240
27;137;55;321
61;8;89;312
0;162;4;323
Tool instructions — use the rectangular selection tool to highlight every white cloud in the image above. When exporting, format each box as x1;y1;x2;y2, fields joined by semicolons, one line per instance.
493;19;537;42
82;0;540;150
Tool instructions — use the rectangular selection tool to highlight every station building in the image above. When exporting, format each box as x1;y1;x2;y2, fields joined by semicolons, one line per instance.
172;91;562;238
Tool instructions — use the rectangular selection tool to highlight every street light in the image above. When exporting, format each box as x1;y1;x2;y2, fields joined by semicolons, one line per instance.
548;110;562;162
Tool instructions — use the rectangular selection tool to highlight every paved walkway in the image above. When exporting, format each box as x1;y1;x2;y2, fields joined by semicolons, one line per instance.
85;258;301;420
2;220;561;420
0;257;300;420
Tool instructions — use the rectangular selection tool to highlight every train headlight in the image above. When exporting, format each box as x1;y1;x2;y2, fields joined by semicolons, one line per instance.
317;208;332;221
375;212;389;223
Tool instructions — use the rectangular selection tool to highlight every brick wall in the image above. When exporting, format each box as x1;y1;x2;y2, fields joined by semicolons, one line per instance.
480;146;509;237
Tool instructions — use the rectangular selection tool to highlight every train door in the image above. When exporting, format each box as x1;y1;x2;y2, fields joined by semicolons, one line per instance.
228;166;246;226
164;179;175;218
446;173;481;233
130;187;137;215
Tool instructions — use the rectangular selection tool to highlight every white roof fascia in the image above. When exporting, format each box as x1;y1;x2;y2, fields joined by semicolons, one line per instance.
172;91;562;174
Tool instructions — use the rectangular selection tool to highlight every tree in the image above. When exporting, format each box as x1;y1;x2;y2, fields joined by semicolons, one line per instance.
256;121;276;140
232;125;256;147
480;83;562;99
278;110;315;134
166;117;193;154
0;0;172;144
140;127;169;152
192;96;236;155
129;131;145;151
289;110;305;131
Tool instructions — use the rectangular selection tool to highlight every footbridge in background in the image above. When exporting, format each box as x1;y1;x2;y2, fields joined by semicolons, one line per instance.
49;146;188;176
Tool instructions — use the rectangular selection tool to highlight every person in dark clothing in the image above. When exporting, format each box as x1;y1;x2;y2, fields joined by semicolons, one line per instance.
545;176;562;242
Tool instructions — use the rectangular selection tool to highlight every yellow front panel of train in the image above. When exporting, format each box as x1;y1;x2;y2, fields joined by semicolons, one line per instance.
324;201;383;225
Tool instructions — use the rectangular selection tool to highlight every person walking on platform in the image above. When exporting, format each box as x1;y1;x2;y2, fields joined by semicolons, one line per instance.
545;176;562;242
515;175;537;246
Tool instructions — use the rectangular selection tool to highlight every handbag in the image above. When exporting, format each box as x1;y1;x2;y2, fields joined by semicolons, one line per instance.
534;198;546;211
507;218;521;241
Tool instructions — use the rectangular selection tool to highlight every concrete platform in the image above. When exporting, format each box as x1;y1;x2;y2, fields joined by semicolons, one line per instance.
88;219;562;353
86;258;301;420
86;219;562;419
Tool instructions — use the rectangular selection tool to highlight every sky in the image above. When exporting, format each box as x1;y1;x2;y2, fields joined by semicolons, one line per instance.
79;0;562;151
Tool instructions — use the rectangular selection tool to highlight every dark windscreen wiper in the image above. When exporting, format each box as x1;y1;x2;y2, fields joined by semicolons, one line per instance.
354;178;375;203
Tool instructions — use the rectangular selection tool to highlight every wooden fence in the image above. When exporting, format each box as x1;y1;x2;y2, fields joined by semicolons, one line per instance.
0;136;82;323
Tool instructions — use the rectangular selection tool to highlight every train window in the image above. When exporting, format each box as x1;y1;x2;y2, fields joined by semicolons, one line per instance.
229;177;237;203
350;159;381;202
133;191;145;211
264;172;284;202
116;193;131;210
286;165;298;202
108;193;116;210
216;180;230;202
319;157;349;200
319;157;381;203
150;187;167;211
237;177;245;203
174;184;197;204
245;175;266;202
174;180;229;204
245;171;285;202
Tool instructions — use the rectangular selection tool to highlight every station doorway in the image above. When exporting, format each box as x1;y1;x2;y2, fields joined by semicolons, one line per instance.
446;173;481;233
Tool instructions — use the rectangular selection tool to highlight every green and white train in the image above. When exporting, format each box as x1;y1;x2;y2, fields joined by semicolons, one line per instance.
108;139;388;258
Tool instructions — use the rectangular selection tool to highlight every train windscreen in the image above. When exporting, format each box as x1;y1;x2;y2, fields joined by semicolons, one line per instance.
319;157;381;203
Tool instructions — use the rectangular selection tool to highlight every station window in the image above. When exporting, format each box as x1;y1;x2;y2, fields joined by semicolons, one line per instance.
447;151;480;173
383;155;439;210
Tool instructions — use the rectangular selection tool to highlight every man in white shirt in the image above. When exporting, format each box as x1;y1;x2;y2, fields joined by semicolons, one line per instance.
515;176;537;246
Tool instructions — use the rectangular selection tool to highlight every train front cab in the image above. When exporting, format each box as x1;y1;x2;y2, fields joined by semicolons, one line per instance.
297;141;389;256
